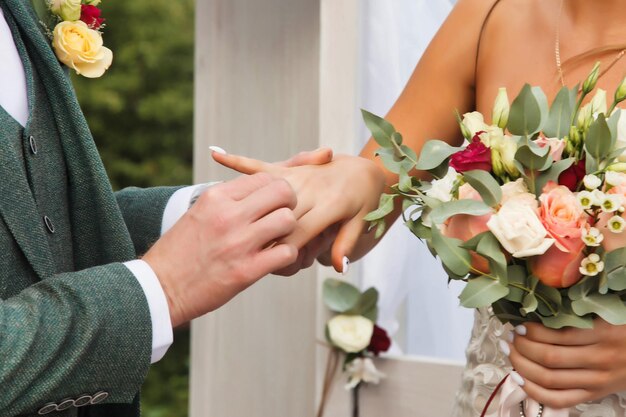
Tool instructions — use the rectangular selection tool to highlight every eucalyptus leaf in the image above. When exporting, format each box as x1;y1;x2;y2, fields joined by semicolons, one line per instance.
505;265;527;303
376;147;404;174
373;221;387;239
508;84;546;136
429;200;491;225
585;115;612;160
460;231;491;251
476;233;508;284
608;109;621;148
406;218;432;240
492;300;525;325
540;312;594;329
568;277;595;301
459;276;510;308
544;86;573;139
462;170;503;207
521;293;538;315
323;279;361;313
364;193;396;222
515;144;550;170
431;225;472;277
398;167;413;192
415;140;461;170
605;247;626;291
535;158;574;194
347;287;379;321
571;293;626;325
362;109;396;147
392;131;403;146
535;283;563;316
585;154;598;176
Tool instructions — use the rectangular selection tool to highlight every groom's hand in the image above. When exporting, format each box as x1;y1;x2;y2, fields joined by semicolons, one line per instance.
143;173;298;328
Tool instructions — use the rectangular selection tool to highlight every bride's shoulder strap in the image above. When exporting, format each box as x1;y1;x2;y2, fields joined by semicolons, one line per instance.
475;0;504;77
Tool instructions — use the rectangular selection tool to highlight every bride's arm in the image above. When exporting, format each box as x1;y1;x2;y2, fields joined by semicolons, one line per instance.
214;0;497;271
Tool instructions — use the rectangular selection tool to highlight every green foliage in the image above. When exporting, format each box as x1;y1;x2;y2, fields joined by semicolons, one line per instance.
73;1;195;416
323;278;379;321
73;0;195;190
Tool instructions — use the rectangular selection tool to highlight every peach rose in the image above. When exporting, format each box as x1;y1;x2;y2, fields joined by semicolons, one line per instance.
443;184;492;273
528;239;585;288
539;182;588;252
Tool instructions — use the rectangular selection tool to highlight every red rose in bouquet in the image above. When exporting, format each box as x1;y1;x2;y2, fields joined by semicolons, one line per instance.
449;135;492;173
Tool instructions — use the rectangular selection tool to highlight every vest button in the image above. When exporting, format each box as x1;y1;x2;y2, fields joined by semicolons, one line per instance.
29;135;38;155
43;216;55;234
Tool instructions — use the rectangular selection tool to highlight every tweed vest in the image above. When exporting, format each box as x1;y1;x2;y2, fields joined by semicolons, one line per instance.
0;10;74;287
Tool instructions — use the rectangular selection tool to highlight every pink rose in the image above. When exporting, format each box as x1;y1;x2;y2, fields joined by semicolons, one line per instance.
449;135;492;173
535;136;566;162
539;182;588;252
528;240;585;288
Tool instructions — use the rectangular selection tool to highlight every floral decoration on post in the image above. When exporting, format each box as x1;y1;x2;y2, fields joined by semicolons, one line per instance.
362;63;626;415
31;0;112;78
317;278;391;417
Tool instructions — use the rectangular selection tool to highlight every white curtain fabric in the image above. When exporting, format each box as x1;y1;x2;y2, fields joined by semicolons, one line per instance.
356;0;474;362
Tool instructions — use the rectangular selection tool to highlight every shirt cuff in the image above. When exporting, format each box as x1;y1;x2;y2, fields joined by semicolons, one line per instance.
124;259;173;364
161;183;218;235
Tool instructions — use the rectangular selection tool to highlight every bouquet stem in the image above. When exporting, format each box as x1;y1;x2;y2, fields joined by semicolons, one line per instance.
352;383;361;417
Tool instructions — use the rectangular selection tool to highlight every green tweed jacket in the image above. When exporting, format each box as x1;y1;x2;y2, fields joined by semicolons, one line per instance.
0;1;183;416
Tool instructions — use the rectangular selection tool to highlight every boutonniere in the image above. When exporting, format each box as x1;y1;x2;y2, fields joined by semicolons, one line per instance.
31;0;112;78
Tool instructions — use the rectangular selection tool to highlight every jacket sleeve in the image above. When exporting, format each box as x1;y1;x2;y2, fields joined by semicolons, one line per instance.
115;186;185;256
0;263;152;417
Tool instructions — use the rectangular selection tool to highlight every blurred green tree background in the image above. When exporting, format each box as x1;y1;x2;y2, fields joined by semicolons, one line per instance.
73;0;195;416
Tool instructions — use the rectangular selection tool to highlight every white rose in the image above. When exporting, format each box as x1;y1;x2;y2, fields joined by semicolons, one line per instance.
327;315;374;353
462;111;489;137
487;194;555;258
345;357;386;390
425;167;459;202
500;178;531;204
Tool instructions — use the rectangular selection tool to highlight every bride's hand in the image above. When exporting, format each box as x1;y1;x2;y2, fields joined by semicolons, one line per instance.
505;319;626;408
212;150;387;272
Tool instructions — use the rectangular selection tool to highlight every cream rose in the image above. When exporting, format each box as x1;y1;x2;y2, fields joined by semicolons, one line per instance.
425;167;459;202
462;112;489;137
52;21;113;78
327;315;374;353
49;0;82;21
487;194;555;258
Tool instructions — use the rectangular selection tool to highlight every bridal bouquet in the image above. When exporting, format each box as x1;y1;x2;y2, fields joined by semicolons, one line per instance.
365;63;626;331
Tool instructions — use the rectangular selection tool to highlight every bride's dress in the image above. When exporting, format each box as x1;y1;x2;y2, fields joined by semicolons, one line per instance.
452;308;626;416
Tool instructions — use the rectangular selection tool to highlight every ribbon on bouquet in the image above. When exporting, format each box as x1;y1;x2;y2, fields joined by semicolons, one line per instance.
480;373;569;417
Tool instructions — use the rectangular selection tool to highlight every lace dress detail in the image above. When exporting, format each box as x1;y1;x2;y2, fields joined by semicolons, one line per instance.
451;308;626;416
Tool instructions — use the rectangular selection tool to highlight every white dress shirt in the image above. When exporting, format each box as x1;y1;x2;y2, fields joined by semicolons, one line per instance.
0;8;203;363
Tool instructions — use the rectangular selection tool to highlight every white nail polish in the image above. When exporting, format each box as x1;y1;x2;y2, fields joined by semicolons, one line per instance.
515;325;527;336
510;371;525;387
507;332;515;343
342;257;350;275
498;340;510;356
209;146;227;155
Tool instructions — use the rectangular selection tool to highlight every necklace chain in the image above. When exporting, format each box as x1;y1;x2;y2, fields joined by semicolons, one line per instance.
554;0;626;87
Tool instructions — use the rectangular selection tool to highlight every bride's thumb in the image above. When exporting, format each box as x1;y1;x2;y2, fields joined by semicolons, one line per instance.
331;217;366;274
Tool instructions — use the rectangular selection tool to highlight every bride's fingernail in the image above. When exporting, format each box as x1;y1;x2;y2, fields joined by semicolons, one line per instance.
515;325;527;336
342;257;350;275
209;146;227;155
510;371;525;387
498;340;510;356
507;332;515;343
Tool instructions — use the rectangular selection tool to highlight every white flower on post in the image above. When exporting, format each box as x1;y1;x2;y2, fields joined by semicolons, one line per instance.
425;167;459;202
579;254;605;277
577;191;595;209
601;194;623;213
583;174;602;190
608;215;626;233
486;195;555;258
344;357;386;390
327;315;374;353
606;171;626;187
582;227;604;247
